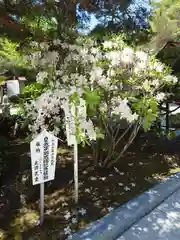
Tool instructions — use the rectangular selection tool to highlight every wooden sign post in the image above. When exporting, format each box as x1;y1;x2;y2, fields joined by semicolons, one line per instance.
40;182;44;225
64;102;79;204
30;130;58;225
74;141;78;204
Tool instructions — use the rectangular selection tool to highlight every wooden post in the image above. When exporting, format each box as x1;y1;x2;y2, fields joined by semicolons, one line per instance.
40;182;44;225
166;102;169;135
74;141;78;204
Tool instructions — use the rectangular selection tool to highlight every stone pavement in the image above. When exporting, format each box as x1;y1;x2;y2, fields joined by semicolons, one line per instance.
117;188;180;240
72;173;180;240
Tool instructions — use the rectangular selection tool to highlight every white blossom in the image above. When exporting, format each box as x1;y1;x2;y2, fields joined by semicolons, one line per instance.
114;167;120;173
90;176;97;181
128;163;133;166
107;206;114;212
120;47;134;65
79;208;87;216
165;75;178;84
84;119;97;141
112;98;138;122
67;234;73;239
155;92;166;101
118;183;124;186
103;41;114;49
45;209;53;215
106;51;121;66
72;217;77;224
85;188;91;193
107;68;116;77
142;80;151;92
53;39;61;45
36;71;48;83
135;51;148;63
124;186;131;191
152;79;160;87
108;224;114;230
100;177;106;181
62;202;68;207
64;211;71;220
131;183;136;187
64;226;72;235
24;37;177;151
150;62;164;72
46;51;59;63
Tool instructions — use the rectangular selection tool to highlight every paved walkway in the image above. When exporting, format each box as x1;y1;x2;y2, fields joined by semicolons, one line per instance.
117;188;180;240
72;173;180;240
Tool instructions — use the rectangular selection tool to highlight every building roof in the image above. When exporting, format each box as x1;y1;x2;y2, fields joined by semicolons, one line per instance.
17;76;27;81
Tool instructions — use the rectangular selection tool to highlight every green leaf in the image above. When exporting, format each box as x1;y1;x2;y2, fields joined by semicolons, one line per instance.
84;90;101;110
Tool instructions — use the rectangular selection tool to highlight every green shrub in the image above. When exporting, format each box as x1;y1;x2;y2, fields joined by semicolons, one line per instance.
22;82;47;101
0;135;10;177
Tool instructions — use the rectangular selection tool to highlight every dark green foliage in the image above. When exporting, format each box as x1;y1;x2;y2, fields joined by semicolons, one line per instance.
9;83;46;106
22;83;46;101
0;117;12;178
0;135;9;177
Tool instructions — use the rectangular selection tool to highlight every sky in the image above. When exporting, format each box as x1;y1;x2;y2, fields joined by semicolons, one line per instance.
82;0;151;34
84;15;98;33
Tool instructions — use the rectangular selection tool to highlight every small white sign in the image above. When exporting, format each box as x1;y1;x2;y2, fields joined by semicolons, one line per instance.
7;80;20;97
63;102;76;146
30;130;58;185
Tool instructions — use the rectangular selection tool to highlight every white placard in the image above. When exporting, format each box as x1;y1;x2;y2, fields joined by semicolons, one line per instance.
7;80;20;97
62;100;79;203
78;98;86;121
30;129;58;185
63;102;76;146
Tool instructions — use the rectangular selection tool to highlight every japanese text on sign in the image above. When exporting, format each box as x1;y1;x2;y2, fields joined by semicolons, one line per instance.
30;130;58;185
43;136;49;181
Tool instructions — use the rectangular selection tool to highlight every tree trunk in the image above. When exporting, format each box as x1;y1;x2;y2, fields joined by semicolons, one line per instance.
57;0;77;27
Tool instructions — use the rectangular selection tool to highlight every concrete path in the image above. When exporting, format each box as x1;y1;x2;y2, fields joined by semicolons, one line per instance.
117;188;180;240
72;173;180;240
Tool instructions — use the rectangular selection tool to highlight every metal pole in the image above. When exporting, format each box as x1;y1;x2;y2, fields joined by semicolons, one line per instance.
40;182;44;225
74;142;78;204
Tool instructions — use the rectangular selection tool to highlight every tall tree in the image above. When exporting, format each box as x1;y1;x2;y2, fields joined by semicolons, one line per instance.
0;0;134;40
90;0;152;46
148;0;180;52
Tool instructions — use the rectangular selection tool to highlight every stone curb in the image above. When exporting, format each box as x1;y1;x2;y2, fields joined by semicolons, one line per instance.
72;173;180;240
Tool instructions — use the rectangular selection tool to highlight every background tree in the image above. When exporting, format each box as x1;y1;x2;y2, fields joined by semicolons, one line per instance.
90;0;152;46
148;0;180;52
0;0;135;41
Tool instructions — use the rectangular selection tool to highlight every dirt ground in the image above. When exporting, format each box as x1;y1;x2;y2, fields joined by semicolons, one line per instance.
1;132;180;239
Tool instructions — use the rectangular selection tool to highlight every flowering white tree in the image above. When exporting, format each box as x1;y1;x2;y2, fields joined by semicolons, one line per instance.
23;35;178;167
